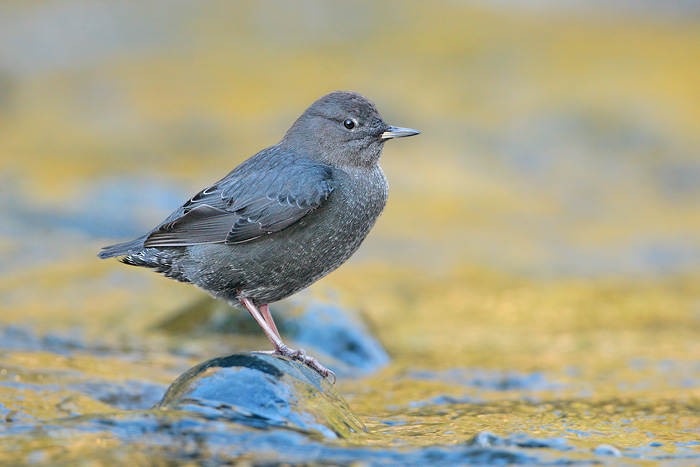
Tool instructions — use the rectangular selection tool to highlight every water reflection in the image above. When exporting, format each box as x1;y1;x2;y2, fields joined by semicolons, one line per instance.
1;1;699;465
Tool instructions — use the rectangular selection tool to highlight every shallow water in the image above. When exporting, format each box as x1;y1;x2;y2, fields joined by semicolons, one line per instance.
1;1;700;465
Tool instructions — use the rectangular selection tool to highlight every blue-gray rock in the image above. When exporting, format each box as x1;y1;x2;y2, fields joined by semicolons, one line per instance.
155;352;366;439
282;299;390;375
593;444;622;457
158;296;390;377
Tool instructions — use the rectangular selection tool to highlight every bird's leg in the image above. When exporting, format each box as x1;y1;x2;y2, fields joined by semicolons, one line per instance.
259;303;281;340
238;297;336;383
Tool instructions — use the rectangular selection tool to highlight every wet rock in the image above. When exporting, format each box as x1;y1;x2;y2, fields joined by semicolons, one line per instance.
282;299;390;374
0;326;87;355
73;380;167;411
593;444;622;457
469;431;574;451
0;325;135;357
408;394;480;408
156;352;366;439
409;368;562;391
158;296;390;376
470;431;502;447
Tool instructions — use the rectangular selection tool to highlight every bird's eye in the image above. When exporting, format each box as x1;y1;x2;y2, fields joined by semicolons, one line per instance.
343;119;355;130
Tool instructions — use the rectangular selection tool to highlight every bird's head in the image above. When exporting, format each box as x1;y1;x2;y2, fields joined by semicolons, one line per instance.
281;91;419;168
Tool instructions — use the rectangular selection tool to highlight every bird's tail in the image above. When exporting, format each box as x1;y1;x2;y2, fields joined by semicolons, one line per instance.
99;238;190;283
98;236;147;259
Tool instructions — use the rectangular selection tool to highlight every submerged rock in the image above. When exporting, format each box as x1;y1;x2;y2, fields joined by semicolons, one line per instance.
469;431;574;451
156;352;366;439
73;380;167;411
282;299;390;374
408;368;562;392
593;444;622;457
158;296;390;376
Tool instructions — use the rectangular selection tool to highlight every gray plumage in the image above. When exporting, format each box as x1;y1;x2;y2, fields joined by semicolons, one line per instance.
99;91;418;378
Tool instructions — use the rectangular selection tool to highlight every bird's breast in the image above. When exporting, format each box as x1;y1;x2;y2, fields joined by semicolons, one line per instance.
326;165;388;233
281;164;387;271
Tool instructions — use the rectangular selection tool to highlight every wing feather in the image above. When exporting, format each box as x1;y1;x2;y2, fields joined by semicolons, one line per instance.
144;148;334;247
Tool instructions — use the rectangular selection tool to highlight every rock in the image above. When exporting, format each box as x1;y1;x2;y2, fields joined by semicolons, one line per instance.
593;444;622;457
281;299;390;375
468;431;573;451
157;296;390;376
155;353;366;439
73;380;167;410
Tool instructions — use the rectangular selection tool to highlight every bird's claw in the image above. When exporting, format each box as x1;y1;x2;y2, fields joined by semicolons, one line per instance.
272;345;336;384
288;348;307;361
300;354;336;385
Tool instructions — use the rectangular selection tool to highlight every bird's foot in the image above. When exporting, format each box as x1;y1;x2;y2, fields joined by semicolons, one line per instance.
266;344;336;384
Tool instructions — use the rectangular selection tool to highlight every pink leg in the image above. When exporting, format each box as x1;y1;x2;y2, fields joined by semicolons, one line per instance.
259;304;281;340
238;297;336;383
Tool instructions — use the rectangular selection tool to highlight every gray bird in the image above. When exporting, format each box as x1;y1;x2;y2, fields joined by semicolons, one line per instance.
99;91;419;380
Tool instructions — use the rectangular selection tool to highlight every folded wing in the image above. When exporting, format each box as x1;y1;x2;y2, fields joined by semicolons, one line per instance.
144;151;335;247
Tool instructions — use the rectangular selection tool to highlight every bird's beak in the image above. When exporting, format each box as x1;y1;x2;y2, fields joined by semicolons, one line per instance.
381;126;421;140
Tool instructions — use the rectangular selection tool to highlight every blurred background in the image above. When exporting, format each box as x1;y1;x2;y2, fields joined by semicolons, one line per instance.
2;1;699;278
1;0;700;461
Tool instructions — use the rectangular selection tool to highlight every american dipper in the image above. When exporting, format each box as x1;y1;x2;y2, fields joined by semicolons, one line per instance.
99;91;419;381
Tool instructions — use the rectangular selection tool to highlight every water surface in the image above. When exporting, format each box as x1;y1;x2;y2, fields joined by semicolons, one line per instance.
1;1;699;465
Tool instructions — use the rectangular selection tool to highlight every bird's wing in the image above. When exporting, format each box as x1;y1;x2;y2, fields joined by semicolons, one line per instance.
144;152;335;247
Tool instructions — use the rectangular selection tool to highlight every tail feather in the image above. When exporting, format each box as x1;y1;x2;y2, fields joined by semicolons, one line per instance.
100;240;191;284
98;236;147;259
